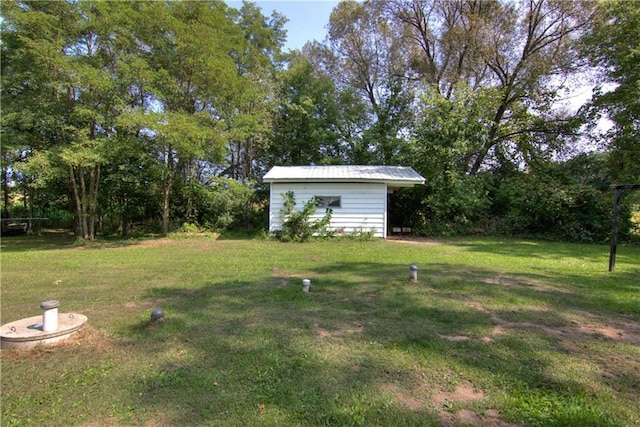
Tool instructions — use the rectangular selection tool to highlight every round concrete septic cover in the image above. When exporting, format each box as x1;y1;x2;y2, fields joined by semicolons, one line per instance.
0;313;88;350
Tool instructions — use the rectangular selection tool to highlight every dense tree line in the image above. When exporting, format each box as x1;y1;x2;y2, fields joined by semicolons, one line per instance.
1;0;638;242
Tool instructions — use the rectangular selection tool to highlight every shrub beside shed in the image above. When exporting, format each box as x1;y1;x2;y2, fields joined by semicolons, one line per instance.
263;165;425;238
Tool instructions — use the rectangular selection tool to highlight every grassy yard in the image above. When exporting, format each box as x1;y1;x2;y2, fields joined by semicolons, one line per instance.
1;232;639;426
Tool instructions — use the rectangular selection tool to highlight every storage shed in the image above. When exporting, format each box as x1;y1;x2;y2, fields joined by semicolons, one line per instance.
263;165;425;238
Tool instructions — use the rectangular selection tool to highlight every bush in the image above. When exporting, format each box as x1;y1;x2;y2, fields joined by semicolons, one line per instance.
179;178;262;233
491;156;617;242
274;191;332;242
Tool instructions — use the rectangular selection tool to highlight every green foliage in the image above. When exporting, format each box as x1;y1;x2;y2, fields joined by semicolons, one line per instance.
181;177;260;233
275;191;332;242
98;134;164;236
0;0;283;239
0;0;632;246
394;85;494;234
1;0;126;239
490;155;620;242
393;152;634;243
322;0;414;165
269;53;344;166
169;222;218;239
583;0;640;184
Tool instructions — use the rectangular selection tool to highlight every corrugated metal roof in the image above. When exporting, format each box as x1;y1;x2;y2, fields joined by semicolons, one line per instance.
263;165;425;186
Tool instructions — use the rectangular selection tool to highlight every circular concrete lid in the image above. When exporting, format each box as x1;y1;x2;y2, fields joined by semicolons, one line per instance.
1;313;87;348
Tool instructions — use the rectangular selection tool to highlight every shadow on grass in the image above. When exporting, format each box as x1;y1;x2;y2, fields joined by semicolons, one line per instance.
0;230;160;253
115;260;636;426
119;276;441;425
0;230;77;252
0;231;223;254
451;238;640;268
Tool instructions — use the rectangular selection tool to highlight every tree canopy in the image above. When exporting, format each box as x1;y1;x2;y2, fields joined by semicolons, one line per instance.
1;0;637;242
583;0;640;184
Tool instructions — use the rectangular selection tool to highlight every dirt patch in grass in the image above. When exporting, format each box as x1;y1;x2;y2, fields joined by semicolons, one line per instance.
433;380;484;406
466;299;640;346
314;322;364;339
570;320;640;345
482;274;573;294
460;273;640;346
383;378;519;427
271;265;307;287
79;419;119;427
60;324;117;352
137;238;173;248
439;408;520;427
438;334;472;342
433;381;521;427
380;382;425;411
386;237;442;245
0;324;115;363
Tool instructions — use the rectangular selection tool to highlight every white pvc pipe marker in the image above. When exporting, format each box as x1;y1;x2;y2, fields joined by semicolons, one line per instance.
41;300;60;332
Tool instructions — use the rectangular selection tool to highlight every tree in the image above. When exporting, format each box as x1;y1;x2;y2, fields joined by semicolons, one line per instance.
394;84;493;233
493;154;617;242
583;0;640;184
1;1;131;240
98;133;162;237
268;52;344;166
316;0;415;165
2;1;285;237
223;1;287;182
388;0;594;173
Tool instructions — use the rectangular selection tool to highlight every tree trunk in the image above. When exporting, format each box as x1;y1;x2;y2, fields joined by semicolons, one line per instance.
2;162;10;218
87;164;100;240
162;148;174;234
69;164;88;239
68;163;100;241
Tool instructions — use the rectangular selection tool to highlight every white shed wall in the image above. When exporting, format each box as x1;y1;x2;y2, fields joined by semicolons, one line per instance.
269;183;387;238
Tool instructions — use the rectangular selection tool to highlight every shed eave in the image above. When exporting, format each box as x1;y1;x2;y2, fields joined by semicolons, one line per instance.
264;178;424;186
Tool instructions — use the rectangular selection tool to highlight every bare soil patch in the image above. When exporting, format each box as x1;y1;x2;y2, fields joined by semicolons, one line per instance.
382;375;519;426
432;381;521;427
271;265;307;287
380;382;425;411
386;236;442;246
137;238;173;248
433;380;485;406
314;322;363;339
461;274;640;347
464;298;640;346
438;334;472;342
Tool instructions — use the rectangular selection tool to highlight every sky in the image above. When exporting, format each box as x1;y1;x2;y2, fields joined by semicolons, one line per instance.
226;0;341;51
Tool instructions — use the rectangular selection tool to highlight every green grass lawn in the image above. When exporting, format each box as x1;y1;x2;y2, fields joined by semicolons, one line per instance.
1;232;639;426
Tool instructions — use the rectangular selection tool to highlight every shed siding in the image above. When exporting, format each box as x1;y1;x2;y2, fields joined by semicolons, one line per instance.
269;183;387;238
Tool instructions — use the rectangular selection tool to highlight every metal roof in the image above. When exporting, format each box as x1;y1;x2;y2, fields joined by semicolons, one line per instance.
263;165;425;187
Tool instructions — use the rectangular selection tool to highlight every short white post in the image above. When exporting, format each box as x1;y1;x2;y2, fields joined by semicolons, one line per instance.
41;300;60;332
302;279;311;292
410;265;419;283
